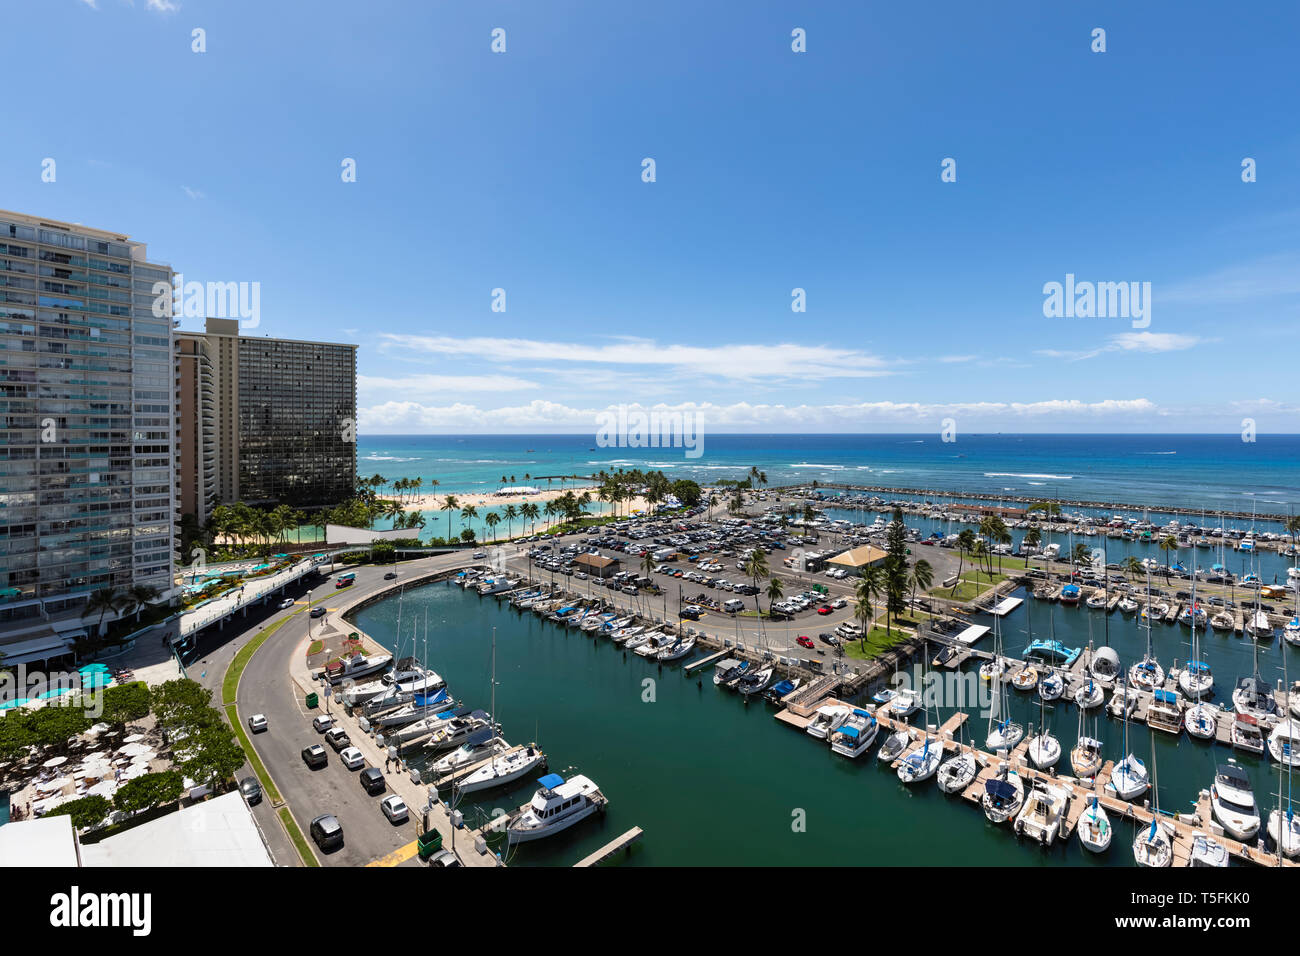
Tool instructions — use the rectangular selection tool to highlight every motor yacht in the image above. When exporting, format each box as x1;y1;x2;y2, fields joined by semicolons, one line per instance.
505;773;606;843
1014;780;1070;845
1210;762;1261;841
806;704;852;740
829;710;879;758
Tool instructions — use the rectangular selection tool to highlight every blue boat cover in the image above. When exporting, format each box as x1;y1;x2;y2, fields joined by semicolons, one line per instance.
465;727;495;747
853;709;873;719
986;778;1017;801
538;773;565;789
839;725;860;738
1153;689;1177;704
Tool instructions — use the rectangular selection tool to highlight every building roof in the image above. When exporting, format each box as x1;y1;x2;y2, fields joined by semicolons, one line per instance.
574;553;617;569
0;814;81;867
828;545;889;568
80;792;272;868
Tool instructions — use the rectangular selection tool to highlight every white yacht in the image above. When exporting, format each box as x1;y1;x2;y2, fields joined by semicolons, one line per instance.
889;687;920;718
1132;818;1173;867
829;710;879;758
1014;780;1070;845
1185;701;1219;740
806;704;852;740
1210;762;1261;841
1073;678;1104;710
457;743;547;794
422;709;495;750
1269;718;1300;766
657;636;696;661
429;728;508;776
1070;735;1103;779
505;773;606;843
1189;833;1229;867
324;652;394;684
1027;727;1061;769
1177;660;1213;699
1267;808;1300;858
876;727;911;763
1088;645;1121;684
1107;752;1150;802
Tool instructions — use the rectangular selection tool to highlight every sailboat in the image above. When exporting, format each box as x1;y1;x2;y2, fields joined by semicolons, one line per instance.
1128;571;1164;691
1132;734;1173;867
982;764;1025;825
455;628;547;793
1269;652;1300;858
1070;699;1103;778
979;610;1007;682
1026;692;1060;769
985;645;1024;752
936;735;979;795
1106;678;1150;801
1077;796;1112;853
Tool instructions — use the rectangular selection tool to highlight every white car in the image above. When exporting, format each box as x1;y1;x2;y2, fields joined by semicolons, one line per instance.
247;713;268;733
380;794;409;824
831;597;847;609
279;597;295;609
312;714;334;733
339;747;365;770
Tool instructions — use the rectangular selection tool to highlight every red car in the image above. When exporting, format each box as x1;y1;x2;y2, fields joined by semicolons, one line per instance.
817;605;833;615
796;636;815;649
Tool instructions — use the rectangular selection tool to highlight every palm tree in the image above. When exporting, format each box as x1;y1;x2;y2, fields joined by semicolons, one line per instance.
907;559;934;607
953;528;976;595
484;511;500;542
1023;525;1042;567
743;548;771;640
442;494;460;544
521;502;539;535
1158;534;1178;582
854;566;884;649
82;587;124;637
460;505;479;542
122;584;161;624
765;575;785;617
1123;554;1144;584
503;504;518;540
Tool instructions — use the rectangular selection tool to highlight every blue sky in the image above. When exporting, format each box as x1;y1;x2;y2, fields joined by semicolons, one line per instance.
6;0;1300;433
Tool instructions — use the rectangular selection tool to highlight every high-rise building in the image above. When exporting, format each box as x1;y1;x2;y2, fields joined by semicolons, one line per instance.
173;318;356;514
0;210;176;629
173;331;217;530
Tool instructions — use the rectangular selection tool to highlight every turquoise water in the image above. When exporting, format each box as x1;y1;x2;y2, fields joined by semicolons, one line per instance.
352;580;1300;867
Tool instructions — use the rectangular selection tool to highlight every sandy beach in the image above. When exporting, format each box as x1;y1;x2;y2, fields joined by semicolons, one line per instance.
399;484;650;522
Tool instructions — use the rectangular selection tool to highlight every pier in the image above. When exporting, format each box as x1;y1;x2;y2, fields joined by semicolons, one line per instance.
574;827;644;867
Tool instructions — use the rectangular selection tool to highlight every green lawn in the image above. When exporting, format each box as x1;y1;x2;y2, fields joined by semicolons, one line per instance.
279;808;319;867
841;621;918;660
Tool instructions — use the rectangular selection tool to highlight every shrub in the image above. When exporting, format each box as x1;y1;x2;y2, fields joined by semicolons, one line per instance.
113;770;184;814
47;794;112;831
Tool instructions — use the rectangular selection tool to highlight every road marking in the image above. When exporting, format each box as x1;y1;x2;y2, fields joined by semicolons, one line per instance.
366;839;419;867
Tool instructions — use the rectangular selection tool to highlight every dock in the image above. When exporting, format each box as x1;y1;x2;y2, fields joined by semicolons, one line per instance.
683;650;729;674
574;827;644;867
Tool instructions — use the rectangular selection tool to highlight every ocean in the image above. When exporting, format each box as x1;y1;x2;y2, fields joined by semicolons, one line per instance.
356;434;1300;540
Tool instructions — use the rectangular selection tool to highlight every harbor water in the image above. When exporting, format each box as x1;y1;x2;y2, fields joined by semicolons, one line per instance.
353;578;1300;866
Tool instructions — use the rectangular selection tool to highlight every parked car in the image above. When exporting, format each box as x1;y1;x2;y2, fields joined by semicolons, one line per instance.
380;794;409;824
796;636;815;649
302;744;328;769
817;605;833;615
426;849;462;868
324;726;350;751
310;607;327;618
339;746;365;770
247;713;268;733
312;714;334;733
360;767;386;795
238;776;262;805
310;814;343;851
818;632;841;647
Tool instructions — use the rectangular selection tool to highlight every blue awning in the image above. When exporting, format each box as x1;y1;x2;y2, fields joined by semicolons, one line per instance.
1154;689;1177;704
538;773;565;790
838;725;860;738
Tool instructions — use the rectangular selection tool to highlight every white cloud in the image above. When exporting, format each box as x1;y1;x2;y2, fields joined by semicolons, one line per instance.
146;0;180;12
358;397;1161;433
358;372;540;398
1162;254;1300;305
377;333;894;382
181;185;205;200
1037;332;1204;362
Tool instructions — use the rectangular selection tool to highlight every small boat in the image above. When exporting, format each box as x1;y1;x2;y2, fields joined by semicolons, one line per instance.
876;728;910;763
763;676;800;703
1117;596;1139;614
1037;672;1064;701
1179;604;1208;629
388;705;469;743
1033;585;1056;601
897;735;942;784
1210;611;1235;631
985;717;1024;752
1070;735;1103;779
1133;817;1173;867
1146;688;1185;735
1269;718;1300;766
429;728;508;776
979;656;1007;682
324;652;394;685
1177;660;1213;698
1140;602;1169;625
1074;678;1104;709
1027;727;1061;769
1267;808;1300;858
374;690;458;728
1089;646;1121;684
1245;609;1273;640
1077;796;1112;853
889;687;920;717
736;666;774;696
1011;665;1039;691
657;636;696;661
829;710;879;758
1189;832;1229;867
1086;591;1108;610
1108;685;1150;801
422;709;495;750
936;749;978;794
1233;674;1279;720
1210;761;1261;841
1185;701;1219;740
1107;684;1137;719
1291;681;1300;719
1231;713;1266;754
456;743;547;794
505;773;606;843
872;688;896;707
1285;617;1300;646
982;768;1025;825
806;704;852;740
1128;656;1164;692
1059;584;1081;606
712;658;745;686
1014;780;1070;845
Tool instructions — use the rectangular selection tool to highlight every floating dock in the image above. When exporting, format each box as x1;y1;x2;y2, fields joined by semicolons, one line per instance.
575;827;644;867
